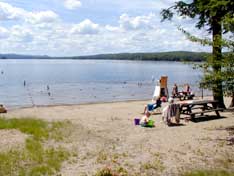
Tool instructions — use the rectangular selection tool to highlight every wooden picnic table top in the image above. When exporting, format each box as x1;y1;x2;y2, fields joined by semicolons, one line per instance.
177;99;223;118
177;100;218;106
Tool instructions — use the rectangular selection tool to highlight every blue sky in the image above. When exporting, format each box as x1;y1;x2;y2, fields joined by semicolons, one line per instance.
0;0;211;56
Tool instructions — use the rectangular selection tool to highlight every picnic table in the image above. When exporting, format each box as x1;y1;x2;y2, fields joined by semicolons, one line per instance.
178;100;224;119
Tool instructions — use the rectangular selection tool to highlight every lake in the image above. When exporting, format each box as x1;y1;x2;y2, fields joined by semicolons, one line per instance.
0;59;208;108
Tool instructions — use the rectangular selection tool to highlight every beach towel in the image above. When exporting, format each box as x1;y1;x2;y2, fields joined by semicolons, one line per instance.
153;85;160;100
162;104;180;125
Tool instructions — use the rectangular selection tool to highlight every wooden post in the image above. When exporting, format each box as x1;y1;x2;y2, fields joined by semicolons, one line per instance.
201;87;203;99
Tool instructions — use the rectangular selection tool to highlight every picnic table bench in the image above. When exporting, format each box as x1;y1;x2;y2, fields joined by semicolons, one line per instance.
178;100;224;119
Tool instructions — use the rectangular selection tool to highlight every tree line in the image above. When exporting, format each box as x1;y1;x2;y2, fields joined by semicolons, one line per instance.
0;51;209;62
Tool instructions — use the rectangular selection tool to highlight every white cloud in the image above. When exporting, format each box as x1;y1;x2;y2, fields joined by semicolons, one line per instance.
0;1;213;56
0;2;26;21
105;25;121;32
64;0;82;10
10;25;34;42
26;11;59;24
71;19;99;35
0;26;9;39
119;13;156;30
0;2;59;24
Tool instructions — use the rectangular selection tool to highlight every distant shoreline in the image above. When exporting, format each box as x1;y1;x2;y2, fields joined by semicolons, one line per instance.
0;51;209;62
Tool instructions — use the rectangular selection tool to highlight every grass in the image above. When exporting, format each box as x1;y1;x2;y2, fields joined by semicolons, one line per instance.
95;166;129;176
140;152;165;173
96;150;108;164
0;117;72;141
94;167;119;176
181;170;234;176
0;117;49;140
0;117;72;176
141;158;165;172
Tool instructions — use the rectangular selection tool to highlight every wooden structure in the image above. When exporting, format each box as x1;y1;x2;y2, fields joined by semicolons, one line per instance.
152;76;169;100
159;76;169;98
179;100;224;119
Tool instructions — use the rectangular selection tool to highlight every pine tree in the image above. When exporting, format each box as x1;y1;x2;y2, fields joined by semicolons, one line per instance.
161;0;234;108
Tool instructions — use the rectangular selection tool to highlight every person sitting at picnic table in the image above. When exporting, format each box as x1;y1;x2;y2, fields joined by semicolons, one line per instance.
143;96;162;114
183;83;191;95
181;83;195;100
172;83;178;98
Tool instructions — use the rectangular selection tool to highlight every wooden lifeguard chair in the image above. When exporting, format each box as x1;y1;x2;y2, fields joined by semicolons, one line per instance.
160;76;169;98
152;76;169;101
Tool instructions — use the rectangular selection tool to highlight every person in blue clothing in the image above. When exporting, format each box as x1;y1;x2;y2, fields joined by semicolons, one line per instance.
143;96;162;114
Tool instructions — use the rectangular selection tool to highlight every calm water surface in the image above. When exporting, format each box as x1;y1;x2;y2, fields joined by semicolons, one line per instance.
0;59;206;108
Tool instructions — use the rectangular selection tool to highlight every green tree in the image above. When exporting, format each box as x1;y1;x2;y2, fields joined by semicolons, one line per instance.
221;51;234;107
178;28;234;107
161;0;234;108
200;46;234;108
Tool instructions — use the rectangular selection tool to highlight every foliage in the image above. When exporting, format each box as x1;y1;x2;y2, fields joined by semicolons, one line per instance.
201;50;234;93
161;0;234;32
95;167;118;176
161;0;234;107
70;51;208;61
184;32;234;106
0;51;208;62
181;169;234;176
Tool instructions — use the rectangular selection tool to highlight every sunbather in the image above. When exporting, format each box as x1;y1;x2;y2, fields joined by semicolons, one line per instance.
183;83;191;95
143;96;162;114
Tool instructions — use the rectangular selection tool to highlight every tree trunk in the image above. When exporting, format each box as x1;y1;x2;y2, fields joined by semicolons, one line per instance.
212;16;226;109
229;95;234;108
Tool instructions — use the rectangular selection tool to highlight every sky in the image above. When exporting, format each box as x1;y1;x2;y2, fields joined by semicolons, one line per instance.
0;0;212;56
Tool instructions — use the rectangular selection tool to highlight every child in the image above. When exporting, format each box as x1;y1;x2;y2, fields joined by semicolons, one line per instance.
140;111;151;127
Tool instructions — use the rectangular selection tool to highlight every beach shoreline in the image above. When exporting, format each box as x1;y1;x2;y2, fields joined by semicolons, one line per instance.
4;94;218;111
1;96;234;175
4;98;156;112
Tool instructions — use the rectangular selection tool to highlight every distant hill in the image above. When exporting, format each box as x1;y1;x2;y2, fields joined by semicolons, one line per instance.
0;54;50;60
0;51;210;62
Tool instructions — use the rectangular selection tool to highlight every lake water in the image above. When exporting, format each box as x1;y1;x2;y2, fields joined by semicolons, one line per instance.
0;59;208;108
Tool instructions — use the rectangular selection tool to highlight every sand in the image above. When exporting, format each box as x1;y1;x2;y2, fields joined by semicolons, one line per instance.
1;97;234;175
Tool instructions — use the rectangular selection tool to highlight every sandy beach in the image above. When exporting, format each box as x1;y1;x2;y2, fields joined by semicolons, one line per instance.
1;97;234;175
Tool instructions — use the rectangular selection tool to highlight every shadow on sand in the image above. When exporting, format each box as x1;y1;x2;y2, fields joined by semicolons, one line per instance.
168;123;185;127
190;115;227;123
